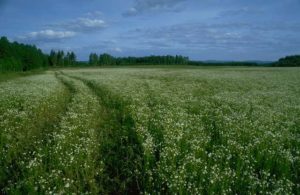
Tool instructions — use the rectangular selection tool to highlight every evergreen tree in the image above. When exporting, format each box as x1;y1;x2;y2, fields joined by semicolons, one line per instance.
70;52;76;65
49;50;57;67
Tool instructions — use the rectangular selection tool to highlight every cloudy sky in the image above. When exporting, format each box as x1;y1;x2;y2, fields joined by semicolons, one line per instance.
0;0;300;61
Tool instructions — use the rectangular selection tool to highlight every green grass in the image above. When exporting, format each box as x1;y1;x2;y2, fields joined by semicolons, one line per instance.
0;66;299;194
0;72;26;82
0;70;44;83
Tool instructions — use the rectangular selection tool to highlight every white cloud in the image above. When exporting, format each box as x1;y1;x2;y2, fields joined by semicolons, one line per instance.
113;47;123;52
78;18;105;28
19;29;76;42
85;11;103;17
53;17;106;32
66;18;106;31
17;12;106;43
123;0;187;16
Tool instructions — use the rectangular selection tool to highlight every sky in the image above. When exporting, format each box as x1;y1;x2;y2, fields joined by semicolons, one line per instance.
0;0;300;61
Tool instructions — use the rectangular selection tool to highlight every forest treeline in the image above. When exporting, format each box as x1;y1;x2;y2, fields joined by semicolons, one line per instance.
188;61;263;66
0;36;299;72
89;53;189;65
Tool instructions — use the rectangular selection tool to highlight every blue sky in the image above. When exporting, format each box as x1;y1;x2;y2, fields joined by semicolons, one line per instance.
0;0;300;61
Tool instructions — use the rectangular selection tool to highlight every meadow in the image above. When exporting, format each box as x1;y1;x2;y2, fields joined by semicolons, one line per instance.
0;66;299;194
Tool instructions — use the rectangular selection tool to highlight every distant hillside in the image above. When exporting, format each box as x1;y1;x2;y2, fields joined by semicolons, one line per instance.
202;60;272;64
188;60;270;66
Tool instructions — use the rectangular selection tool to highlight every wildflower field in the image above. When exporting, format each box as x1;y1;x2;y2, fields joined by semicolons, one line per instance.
0;66;299;194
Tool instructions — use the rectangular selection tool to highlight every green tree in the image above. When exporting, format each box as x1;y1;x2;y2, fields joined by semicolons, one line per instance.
70;52;76;65
49;50;57;67
274;55;300;67
99;53;115;65
89;53;98;65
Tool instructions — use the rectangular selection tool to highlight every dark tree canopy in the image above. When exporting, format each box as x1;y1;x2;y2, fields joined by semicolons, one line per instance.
89;53;98;65
0;36;78;72
88;53;190;66
273;55;300;67
49;50;77;67
0;36;48;72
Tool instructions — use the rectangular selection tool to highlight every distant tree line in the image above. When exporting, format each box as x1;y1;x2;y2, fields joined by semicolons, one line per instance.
188;61;265;66
273;55;300;67
89;53;190;66
1;36;300;72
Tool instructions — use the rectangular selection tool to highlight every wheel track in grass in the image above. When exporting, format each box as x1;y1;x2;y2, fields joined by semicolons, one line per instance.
7;72;106;194
4;71;145;194
66;73;145;194
0;73;73;193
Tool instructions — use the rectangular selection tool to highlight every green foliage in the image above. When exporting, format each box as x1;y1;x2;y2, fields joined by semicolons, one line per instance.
99;53;116;65
188;60;265;66
0;36;48;72
89;53;98;65
0;37;79;72
49;50;76;67
274;55;300;67
115;55;189;65
88;53;189;66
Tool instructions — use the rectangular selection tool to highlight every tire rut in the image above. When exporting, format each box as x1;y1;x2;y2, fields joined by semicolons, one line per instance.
20;73;104;194
67;74;145;194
